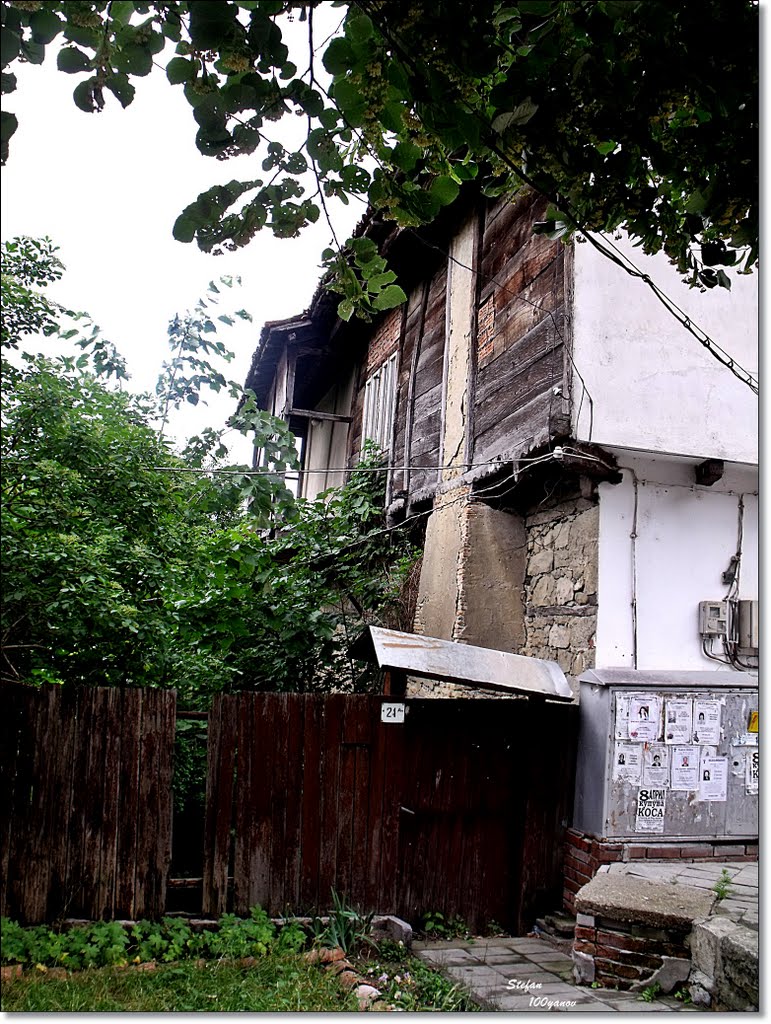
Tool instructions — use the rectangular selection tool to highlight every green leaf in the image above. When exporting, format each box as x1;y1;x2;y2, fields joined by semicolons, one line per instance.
492;98;539;131
391;141;422;172
0;103;17;139
57;47;91;74
0;27;21;68
173;215;197;243
323;37;354;76
166;56;195;85
595;140;616;155
113;44;153;77
430;176;460;206
110;1;136;25
73;79;99;113
347;14;374;43
29;9;63;45
104;73;135;108
337;298;355;321
373;285;407;310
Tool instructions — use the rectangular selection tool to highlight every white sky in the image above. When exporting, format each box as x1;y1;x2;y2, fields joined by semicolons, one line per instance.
0;7;360;458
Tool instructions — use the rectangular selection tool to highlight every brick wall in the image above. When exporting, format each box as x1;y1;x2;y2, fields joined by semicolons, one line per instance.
476;295;495;365
563;828;759;914
573;912;690;989
366;308;401;375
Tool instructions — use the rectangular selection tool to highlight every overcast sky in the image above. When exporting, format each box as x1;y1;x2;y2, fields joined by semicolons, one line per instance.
1;8;360;457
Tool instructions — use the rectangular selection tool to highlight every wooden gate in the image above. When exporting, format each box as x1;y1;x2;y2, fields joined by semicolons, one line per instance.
202;693;577;932
0;684;175;924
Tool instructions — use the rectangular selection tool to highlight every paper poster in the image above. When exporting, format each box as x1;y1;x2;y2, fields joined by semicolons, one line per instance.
664;699;693;745
699;756;728;801
748;710;758;733
746;749;758;794
614;694;631;740
670;746;700;790
612;742;642;783
628;695;661;742
635;788;666;832
693;700;721;745
642;744;670;787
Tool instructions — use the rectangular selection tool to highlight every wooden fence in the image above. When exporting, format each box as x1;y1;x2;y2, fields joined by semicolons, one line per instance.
203;693;577;932
0;684;175;924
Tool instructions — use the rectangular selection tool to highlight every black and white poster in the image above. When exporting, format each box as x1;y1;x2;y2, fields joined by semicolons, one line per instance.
635;788;666;833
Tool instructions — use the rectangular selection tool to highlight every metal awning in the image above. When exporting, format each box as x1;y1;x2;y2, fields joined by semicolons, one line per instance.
579;668;758;689
351;627;573;701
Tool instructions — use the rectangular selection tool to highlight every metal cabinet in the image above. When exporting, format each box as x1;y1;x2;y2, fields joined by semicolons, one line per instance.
573;669;758;841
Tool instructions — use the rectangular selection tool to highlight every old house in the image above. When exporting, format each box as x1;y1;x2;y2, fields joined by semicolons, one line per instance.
245;190;759;694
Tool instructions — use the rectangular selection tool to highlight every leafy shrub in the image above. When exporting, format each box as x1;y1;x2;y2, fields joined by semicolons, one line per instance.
0;908;309;971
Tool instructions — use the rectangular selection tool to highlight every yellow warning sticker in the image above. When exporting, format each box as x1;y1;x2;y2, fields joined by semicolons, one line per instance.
748;711;758;733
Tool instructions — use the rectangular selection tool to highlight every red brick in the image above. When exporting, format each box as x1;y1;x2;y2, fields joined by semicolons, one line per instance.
646;846;682;859
625;846;648;860
573;940;596;956
575;926;597;942
597;848;624;863
566;830;593;853
745;844;759;858
594;958;644;981
570;847;592;866
564;876;582;895
596;930;649;953
715;844;747;857
596;946;662;971
678;845;713;859
609;963;646;981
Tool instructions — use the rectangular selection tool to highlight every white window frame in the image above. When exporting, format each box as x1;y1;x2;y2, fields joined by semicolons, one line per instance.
362;351;398;455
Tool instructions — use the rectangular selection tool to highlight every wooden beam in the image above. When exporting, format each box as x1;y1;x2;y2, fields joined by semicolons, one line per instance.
290;408;353;423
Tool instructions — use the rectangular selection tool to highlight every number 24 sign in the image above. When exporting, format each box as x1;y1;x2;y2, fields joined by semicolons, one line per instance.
381;703;406;724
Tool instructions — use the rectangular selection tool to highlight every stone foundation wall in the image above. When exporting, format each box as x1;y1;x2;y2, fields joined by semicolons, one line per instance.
521;497;599;692
563;828;759;915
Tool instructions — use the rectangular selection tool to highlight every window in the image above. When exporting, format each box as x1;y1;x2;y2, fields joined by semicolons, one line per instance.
362;351;398;453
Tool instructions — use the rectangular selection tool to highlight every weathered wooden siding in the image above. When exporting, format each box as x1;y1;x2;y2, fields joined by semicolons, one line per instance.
348;263;447;502
202;692;577;932
0;684;175;924
473;195;567;465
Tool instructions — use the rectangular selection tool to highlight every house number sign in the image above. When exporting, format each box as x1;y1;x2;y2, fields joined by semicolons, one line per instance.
381;703;406;724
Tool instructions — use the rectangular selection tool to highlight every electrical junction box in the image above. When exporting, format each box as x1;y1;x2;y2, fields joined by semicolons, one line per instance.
699;600;728;637
737;600;759;653
573;669;758;842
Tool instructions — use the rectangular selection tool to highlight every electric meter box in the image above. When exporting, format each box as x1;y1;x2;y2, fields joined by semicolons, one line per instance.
573;669;758;841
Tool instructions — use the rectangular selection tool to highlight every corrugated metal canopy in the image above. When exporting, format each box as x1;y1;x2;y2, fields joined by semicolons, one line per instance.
352;627;573;701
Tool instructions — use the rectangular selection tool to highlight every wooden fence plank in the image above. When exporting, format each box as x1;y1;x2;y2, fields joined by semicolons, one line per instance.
45;686;78;922
268;695;290;913
79;688;109;919
282;694;305;911
203;694;237;916
115;688;143;919
95;687;122;920
299;696;324;912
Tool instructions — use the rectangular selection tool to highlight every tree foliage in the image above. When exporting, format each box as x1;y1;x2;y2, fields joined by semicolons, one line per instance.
1;238;419;698
0;0;758;309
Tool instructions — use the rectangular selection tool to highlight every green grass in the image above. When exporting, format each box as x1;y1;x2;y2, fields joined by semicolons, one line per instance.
356;942;481;1012
0;956;357;1013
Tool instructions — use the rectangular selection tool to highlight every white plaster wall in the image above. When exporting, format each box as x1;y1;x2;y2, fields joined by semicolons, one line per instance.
301;370;354;501
570;237;758;463
441;215;477;480
595;452;758;670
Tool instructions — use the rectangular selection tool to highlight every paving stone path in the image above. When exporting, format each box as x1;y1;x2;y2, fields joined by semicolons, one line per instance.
414;861;757;1011
415;937;700;1012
